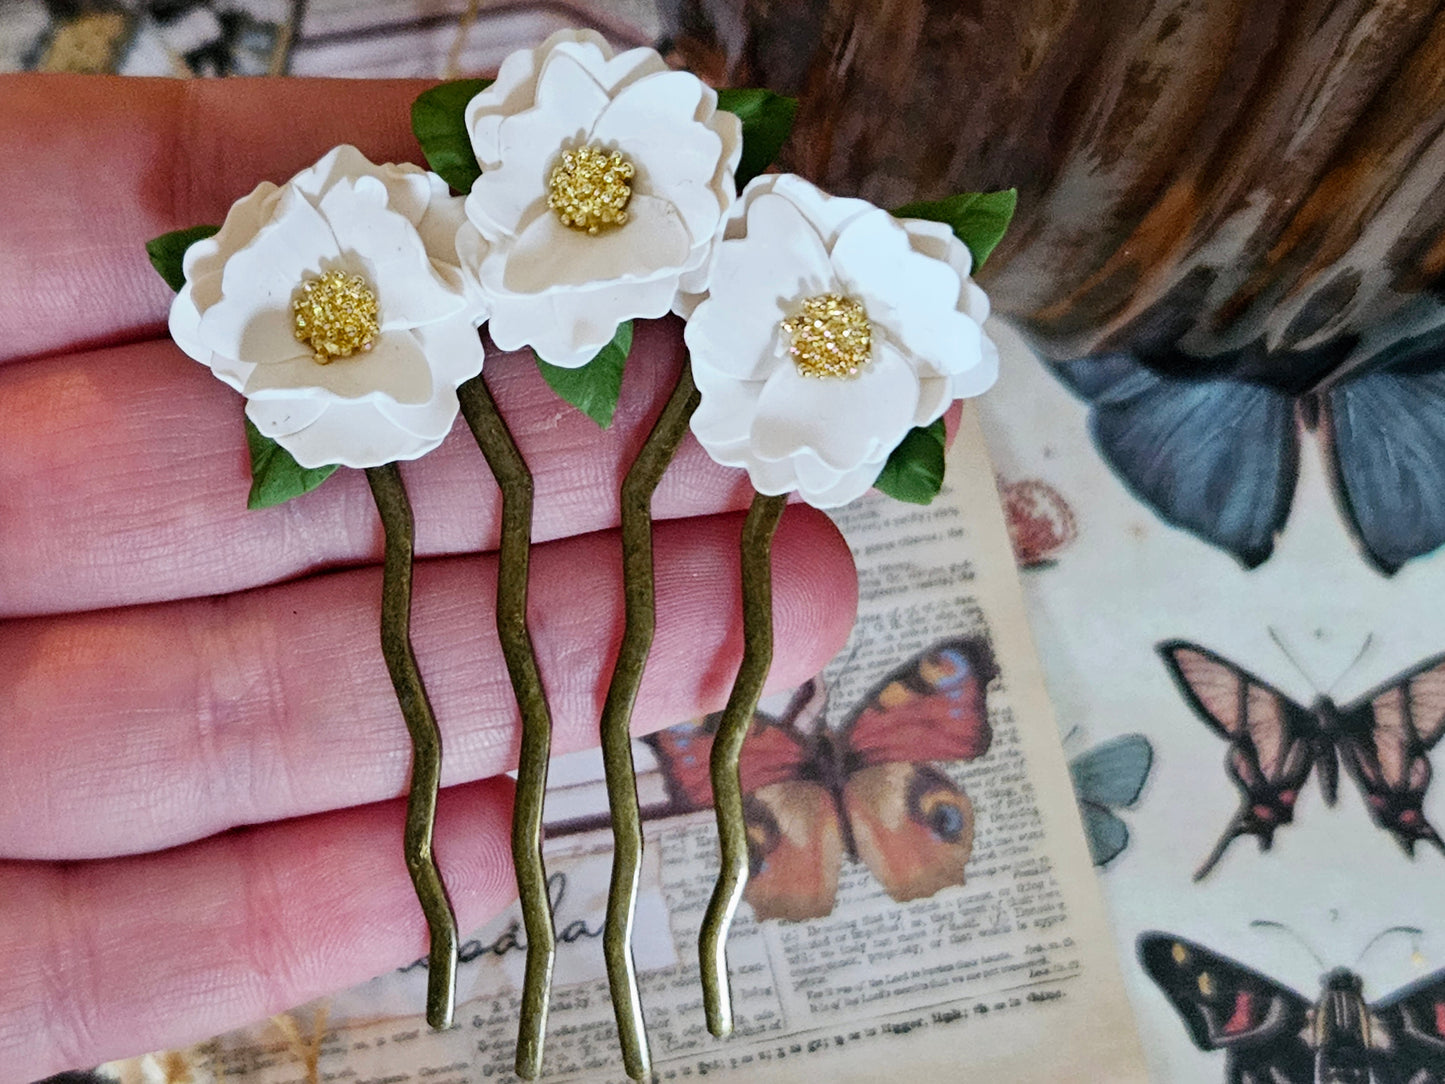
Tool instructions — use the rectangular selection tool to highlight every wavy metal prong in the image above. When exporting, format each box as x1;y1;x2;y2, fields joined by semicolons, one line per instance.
597;362;701;1079
700;491;788;1037
365;462;459;1031
456;375;557;1080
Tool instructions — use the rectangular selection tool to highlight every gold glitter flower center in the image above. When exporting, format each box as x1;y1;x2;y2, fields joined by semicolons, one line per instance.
547;145;635;234
292;270;380;364
781;293;873;379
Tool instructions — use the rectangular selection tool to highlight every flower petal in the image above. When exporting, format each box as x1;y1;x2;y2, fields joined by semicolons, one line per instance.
548;37;667;95
832;208;982;375
319;177;461;331
464;74;610;241
751;342;919;471
244;396;328;439
682;192;835;381
487;275;677;367
759;174;876;249
914;375;953;426
271;400;441;469
951;330;1000;399
290;145;378;202
410;313;486;386
198;304;311;373
497;194;690;294
591;71;723;244
168;283;211;366
745;455;805;496
415;173;467;261
217;184;341;294
184;182;281;311
794;456;884;508
374;386;463;442
690;360;762;450
244;329;434;406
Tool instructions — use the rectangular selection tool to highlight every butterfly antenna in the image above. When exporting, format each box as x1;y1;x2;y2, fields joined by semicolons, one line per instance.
1251;920;1327;970
1326;634;1375;697
1267;628;1325;692
1354;925;1423;968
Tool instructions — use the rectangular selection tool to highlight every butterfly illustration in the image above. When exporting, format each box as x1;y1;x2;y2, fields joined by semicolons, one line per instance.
1054;317;1445;574
646;637;997;921
1000;477;1078;568
1139;931;1445;1083
1068;734;1153;867
1158;640;1445;879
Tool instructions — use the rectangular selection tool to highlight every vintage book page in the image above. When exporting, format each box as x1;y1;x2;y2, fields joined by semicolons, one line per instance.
106;405;1147;1083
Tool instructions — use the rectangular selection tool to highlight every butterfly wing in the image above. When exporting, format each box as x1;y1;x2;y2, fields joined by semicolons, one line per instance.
1054;356;1299;569
1158;641;1322;880
1370;968;1445;1083
647;680;827;810
1069;734;1153;867
1334;655;1445;857
741;783;847;921
841;763;975;903
841;637;996;767
1322;325;1445;574
647;682;849;921
1138;933;1314;1084
830;638;995;903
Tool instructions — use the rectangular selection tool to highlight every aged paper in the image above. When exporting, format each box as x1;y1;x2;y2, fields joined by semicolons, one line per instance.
109;405;1147;1084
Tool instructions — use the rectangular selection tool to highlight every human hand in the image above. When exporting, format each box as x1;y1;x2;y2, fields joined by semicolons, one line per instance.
0;74;857;1080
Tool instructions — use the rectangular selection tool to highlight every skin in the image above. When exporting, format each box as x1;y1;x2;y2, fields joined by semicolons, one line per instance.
0;75;862;1079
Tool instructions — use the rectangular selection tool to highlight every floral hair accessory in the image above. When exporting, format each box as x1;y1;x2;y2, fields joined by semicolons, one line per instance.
453;29;743;377
411;39;1012;1074
164;144;485;479
147;142;551;1048
147;30;1012;1083
682;172;1000;508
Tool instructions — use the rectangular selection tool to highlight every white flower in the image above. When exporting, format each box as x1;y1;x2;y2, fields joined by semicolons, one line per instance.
168;145;486;469
456;29;742;368
680;174;999;508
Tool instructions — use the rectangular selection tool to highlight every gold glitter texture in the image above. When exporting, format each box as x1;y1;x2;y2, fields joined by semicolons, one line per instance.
781;293;874;378
548;145;635;234
292;270;380;363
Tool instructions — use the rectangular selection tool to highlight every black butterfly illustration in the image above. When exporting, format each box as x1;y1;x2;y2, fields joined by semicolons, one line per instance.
1158;641;1445;879
1139;932;1445;1083
1054;318;1445;575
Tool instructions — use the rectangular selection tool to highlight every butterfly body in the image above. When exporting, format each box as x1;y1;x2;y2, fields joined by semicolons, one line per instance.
649;638;996;921
1140;933;1445;1084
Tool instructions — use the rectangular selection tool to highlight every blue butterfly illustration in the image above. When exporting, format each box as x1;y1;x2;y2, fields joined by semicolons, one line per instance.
1068;733;1153;867
1053;315;1445;574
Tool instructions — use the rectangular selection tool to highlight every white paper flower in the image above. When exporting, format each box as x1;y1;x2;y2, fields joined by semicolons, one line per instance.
455;29;742;368
680;174;999;508
168;145;486;469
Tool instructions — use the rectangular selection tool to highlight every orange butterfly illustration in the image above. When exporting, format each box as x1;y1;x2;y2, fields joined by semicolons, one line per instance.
647;637;997;921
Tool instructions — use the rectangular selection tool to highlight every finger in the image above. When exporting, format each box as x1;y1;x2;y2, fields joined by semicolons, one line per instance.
0;319;756;617
0;504;857;860
0;75;432;364
0;777;516;1081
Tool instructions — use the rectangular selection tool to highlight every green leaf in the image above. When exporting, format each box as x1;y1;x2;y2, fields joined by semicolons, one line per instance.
145;225;220;292
891;189;1018;269
874;419;947;505
245;418;339;510
534;321;634;428
411;78;494;194
715;88;799;189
